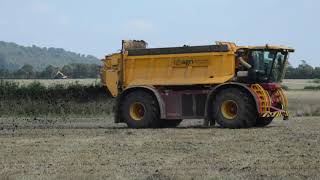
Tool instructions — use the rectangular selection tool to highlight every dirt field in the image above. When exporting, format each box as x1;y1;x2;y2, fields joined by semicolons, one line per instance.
286;91;320;116
0;117;319;179
1;79;319;179
282;79;318;90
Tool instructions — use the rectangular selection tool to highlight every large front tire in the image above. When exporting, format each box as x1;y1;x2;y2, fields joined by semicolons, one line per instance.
120;91;161;128
212;88;258;129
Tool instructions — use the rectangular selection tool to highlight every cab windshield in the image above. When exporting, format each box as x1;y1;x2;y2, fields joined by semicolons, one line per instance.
250;50;288;83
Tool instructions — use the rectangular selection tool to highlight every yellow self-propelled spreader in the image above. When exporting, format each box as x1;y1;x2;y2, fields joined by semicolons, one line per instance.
101;40;294;128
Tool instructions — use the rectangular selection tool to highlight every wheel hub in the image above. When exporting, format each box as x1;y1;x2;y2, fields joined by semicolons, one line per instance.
129;102;146;121
221;100;238;120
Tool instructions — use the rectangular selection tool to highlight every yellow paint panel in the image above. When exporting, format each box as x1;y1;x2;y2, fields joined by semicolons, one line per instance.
102;52;235;96
105;70;119;96
124;52;235;87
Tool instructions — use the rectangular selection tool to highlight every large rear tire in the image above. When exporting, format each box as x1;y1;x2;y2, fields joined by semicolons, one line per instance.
212;88;258;129
120;91;161;128
255;117;274;127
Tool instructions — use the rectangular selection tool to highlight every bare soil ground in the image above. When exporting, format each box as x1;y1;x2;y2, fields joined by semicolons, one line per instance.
282;79;318;90
0;117;319;180
287;91;320;116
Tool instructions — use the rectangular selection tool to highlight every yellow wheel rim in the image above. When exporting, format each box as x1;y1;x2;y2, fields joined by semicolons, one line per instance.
221;100;238;120
129;102;146;121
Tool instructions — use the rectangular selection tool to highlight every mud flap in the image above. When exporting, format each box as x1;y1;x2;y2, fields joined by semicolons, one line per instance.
114;96;121;123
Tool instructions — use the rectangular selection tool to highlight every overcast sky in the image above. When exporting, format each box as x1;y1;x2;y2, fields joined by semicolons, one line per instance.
0;0;319;66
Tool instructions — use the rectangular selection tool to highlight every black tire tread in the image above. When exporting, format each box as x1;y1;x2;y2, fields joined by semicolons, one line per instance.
119;91;160;128
213;88;257;128
255;117;274;127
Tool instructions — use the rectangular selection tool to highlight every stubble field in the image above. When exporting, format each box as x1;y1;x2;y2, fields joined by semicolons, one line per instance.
0;79;320;179
0;117;319;179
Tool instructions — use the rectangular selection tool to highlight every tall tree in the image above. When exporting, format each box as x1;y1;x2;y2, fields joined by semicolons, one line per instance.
14;64;34;79
40;65;59;78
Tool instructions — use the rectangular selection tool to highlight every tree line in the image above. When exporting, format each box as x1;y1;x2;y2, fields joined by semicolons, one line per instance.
0;60;319;79
0;63;100;79
0;41;99;71
285;60;320;79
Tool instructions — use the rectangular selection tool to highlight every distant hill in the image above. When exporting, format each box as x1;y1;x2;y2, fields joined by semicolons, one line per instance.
0;41;100;70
